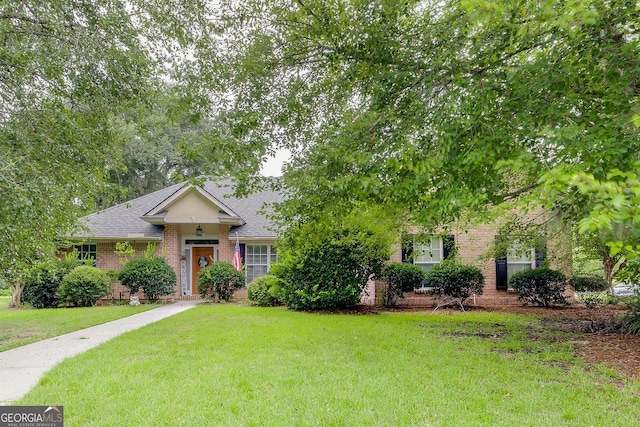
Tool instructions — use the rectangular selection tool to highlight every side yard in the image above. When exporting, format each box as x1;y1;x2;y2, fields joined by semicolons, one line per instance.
17;305;640;426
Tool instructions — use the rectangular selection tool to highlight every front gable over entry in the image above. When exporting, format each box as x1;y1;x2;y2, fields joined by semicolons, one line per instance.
141;185;245;226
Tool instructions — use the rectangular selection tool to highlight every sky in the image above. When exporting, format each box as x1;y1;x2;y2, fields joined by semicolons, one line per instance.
259;148;291;177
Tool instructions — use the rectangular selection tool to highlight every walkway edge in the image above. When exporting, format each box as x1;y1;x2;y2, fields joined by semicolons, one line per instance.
0;300;200;405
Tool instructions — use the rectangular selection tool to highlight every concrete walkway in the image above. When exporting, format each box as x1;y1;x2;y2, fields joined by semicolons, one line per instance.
0;300;200;405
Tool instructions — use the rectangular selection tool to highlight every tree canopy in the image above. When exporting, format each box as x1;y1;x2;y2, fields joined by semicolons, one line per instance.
208;0;639;244
0;0;217;306
2;0;640;305
107;94;232;205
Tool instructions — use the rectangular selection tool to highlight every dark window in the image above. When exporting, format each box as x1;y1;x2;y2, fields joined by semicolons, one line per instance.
185;239;219;245
74;243;97;265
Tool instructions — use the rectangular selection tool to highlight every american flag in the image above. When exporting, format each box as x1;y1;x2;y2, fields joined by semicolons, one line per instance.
232;233;242;272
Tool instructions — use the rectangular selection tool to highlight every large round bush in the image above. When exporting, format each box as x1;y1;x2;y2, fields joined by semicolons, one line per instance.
58;266;112;307
119;256;177;302
274;223;390;311
380;263;426;307
247;275;282;307
22;258;80;308
197;262;245;302
508;267;568;307
422;262;485;307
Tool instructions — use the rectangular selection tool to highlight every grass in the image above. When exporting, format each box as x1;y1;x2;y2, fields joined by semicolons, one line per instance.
0;300;157;352
18;305;640;426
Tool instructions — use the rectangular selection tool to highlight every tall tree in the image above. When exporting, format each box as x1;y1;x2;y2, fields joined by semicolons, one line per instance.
0;1;217;307
107;94;230;204
208;0;639;239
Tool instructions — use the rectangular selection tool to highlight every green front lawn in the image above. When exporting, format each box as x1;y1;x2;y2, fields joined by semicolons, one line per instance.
18;305;640;426
0;302;157;352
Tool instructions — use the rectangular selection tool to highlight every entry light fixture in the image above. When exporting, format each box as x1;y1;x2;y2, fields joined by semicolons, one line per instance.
196;224;203;236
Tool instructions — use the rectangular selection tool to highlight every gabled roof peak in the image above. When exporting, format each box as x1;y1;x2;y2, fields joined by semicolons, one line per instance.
143;183;242;221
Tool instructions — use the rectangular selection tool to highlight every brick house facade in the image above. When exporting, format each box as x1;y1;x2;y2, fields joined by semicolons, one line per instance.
70;179;570;306
70;180;281;301
362;218;571;307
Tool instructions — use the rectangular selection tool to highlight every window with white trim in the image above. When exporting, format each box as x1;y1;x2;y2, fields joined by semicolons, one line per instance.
413;237;442;271
496;235;546;290
245;245;278;284
506;242;535;279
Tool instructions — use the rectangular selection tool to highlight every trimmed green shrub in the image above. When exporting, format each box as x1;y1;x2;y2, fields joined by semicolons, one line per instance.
119;256;177;302
22;258;81;309
569;275;610;293
380;263;426;307
508;267;568;307
247;275;282;307
197;262;245;302
58;266;112;307
384;263;426;292
422;262;485;308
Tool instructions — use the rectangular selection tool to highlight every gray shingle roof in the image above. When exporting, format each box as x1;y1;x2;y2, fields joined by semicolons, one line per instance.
203;180;282;238
73;179;282;240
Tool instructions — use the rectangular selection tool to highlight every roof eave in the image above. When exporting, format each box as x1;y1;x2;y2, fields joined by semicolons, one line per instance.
66;235;163;242
219;218;246;226
140;216;166;225
140;217;245;226
229;235;278;241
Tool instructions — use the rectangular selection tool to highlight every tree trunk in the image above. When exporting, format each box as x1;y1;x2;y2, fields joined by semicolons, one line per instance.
603;257;614;284
612;259;627;281
603;253;627;285
8;281;24;309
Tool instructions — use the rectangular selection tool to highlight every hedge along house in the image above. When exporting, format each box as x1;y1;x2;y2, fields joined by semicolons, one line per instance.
361;217;572;307
68;179;282;300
